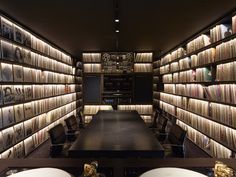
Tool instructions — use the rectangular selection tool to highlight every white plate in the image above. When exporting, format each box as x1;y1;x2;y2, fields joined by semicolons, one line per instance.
8;168;73;177
140;167;208;177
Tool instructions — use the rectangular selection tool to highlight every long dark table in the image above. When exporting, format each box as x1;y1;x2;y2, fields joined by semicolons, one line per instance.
68;110;164;158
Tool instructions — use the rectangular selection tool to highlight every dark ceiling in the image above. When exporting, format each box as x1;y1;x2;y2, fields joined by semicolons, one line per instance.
0;0;236;59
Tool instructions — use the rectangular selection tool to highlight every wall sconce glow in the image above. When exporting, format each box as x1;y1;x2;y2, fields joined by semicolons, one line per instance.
116;30;119;33
115;19;119;22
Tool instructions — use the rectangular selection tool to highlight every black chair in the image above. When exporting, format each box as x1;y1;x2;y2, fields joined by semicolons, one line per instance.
154;116;168;142
162;124;187;158
48;124;74;157
64;115;80;133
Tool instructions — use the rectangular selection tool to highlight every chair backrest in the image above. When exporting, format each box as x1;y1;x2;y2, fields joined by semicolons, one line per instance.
156;116;168;133
168;124;186;145
48;124;66;145
65;115;78;131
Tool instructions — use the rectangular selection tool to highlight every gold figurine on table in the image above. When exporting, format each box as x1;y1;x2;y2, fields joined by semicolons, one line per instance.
214;161;236;177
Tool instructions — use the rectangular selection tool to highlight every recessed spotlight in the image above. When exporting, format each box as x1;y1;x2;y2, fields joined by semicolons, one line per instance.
115;19;119;22
116;30;119;33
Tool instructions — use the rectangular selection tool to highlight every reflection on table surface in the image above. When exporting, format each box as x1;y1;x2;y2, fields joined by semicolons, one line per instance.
140;167;208;177
0;166;214;177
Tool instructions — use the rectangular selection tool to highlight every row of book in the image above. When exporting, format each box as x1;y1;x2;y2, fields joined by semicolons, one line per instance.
176;108;236;149
162;67;213;83
216;61;236;81
160;48;216;74
1;17;72;65
82;53;101;62
134;64;153;72
159;101;176;116
160;36;236;71
192;48;216;67
0;84;76;105
215;38;236;61
1;41;73;75
83;105;113;115
160;92;236;127
211;103;236;127
0;94;76;129
83;64;102;73
0;63;74;83
160;47;186;65
135;53;153;62
0;102;76;152
210;24;232;43
205;84;236;104
160;93;187;109
117;105;153;115
141;115;152;123
186;34;211;54
0;110;76;158
177;120;232;158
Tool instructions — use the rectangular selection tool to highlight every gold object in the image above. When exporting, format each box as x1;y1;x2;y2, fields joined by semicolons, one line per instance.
214;161;236;177
83;161;99;177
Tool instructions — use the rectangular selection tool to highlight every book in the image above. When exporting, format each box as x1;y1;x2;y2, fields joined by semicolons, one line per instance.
22;49;32;65
2;127;15;149
14;123;24;142
24;102;34;119
2;85;14;104
0;132;4;152
13;65;24;82
24;85;33;100
1;17;13;40
0;86;3;105
0;109;2;129
1;148;14;159
2;106;15;127
14;104;25;123
1;41;13;61
13;45;24;63
24;119;33;136
23;30;31;47
1;63;13;82
13;25;23;44
13;142;25;158
23;67;33;83
24;136;35;156
14;85;24;102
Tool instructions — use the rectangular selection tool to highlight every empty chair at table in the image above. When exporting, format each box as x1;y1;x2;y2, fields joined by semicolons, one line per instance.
162;124;187;158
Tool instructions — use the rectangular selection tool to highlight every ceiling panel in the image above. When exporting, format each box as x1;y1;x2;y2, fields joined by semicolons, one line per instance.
0;0;236;59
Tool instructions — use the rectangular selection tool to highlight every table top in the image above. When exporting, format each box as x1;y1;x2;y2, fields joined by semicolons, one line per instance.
69;110;164;158
140;167;208;177
8;168;72;177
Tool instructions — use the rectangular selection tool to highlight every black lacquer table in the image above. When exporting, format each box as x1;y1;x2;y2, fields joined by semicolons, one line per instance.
69;110;164;158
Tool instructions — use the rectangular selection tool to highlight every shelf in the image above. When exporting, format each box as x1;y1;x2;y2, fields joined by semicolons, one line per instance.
162;110;236;152
0;36;72;66
159;56;236;76
0;91;78;109
0;82;76;85
0;107;77;154
159;99;236;130
162;91;236;107
0;99;77;131
163;81;236;85
159;33;236;67
0;58;74;76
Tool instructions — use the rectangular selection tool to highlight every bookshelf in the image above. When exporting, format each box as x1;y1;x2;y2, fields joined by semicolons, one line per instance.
154;10;236;158
0;15;81;158
82;52;153;123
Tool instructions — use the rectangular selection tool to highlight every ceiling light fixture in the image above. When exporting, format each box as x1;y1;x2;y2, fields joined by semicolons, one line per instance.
115;19;119;22
115;30;119;33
